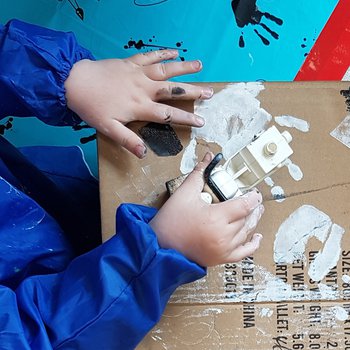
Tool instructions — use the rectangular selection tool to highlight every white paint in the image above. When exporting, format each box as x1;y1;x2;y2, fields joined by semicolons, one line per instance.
180;138;197;174
271;186;285;202
274;205;332;264
180;83;272;174
343;66;350;81
274;205;346;283
275;115;310;132
259;308;273;318
284;159;303;181
331;306;349;321
264;176;274;187
318;283;340;300
308;224;345;281
343;275;350;284
330;115;350;149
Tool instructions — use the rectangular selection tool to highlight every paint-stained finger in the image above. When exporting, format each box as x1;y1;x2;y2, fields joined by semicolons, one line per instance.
230;204;264;246
143;102;205;127
143;60;203;80
101;119;147;159
226;233;263;262
126;49;179;66
214;189;263;223
152;81;214;101
176;152;214;195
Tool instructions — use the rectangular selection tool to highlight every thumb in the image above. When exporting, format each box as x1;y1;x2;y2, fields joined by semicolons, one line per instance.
178;152;214;195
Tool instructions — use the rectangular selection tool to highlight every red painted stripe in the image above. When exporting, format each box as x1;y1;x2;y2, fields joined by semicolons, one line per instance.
295;0;350;81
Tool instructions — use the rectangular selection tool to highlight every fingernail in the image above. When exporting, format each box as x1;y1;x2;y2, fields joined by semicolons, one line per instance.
168;50;178;57
135;144;147;159
196;116;205;126
244;190;262;210
201;87;214;99
191;60;202;70
203;152;213;162
253;233;263;247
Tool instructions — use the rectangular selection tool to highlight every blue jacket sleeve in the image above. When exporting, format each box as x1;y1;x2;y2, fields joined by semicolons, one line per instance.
2;204;206;349
0;19;94;126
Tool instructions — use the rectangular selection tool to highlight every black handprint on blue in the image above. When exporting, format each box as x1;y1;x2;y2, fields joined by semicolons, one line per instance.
231;0;283;48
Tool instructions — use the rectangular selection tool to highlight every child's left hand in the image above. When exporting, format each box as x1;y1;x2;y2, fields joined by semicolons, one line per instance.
64;50;213;158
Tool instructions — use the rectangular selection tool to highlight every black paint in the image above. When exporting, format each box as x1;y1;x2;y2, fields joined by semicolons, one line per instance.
171;87;185;96
124;37;188;61
67;0;84;20
134;0;169;6
231;0;283;48
139;122;183;156
0;117;13;135
341;88;350;112
80;133;96;145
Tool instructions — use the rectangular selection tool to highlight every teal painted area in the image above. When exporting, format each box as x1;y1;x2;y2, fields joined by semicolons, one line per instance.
0;0;339;174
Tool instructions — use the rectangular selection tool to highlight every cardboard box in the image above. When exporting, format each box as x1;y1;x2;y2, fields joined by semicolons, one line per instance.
98;82;350;349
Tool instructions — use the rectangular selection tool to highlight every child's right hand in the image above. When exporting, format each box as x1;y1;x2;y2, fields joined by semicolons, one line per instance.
150;153;264;267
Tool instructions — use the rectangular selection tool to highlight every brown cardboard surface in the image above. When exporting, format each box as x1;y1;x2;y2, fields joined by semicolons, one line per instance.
98;82;350;349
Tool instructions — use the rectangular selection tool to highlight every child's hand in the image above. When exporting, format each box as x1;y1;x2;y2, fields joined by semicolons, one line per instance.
64;50;213;159
150;153;264;267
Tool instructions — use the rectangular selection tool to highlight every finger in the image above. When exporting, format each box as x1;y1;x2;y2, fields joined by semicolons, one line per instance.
213;189;262;223
102;119;147;159
176;152;214;195
226;233;263;262
143;102;205;127
152;81;214;101
230;204;264;246
126;49;179;66
143;60;203;80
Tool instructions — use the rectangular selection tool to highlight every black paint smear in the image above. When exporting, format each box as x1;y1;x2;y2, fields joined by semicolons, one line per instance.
139;122;182;157
0;118;13;135
124;37;187;61
341;88;350;112
72;123;93;131
254;29;269;46
80;133;96;144
231;0;283;48
171;87;185;96
134;0;169;6
67;0;84;20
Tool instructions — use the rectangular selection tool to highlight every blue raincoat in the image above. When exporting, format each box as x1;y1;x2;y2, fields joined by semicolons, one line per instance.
0;19;205;349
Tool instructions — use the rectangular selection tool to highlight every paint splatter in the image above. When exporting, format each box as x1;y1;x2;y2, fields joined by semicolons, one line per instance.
124;37;188;61
180;83;271;174
284;159;303;181
231;0;283;48
274;205;345;282
133;0;169;6
341;87;350;112
330;115;350;149
80;133;96;144
274;115;310;133
271;186;285;202
63;0;84;20
0;117;13;135
139;122;183;156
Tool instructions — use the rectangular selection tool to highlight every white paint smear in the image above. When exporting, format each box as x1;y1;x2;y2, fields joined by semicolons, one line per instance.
330;115;350;149
274;205;346;282
274;205;332;263
259;308;273;318
284;159;303;181
308;224;345;281
271;186;285;202
275;115;310;132
331;306;349;321
343;275;350;284
264;177;274;187
180;83;272;173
